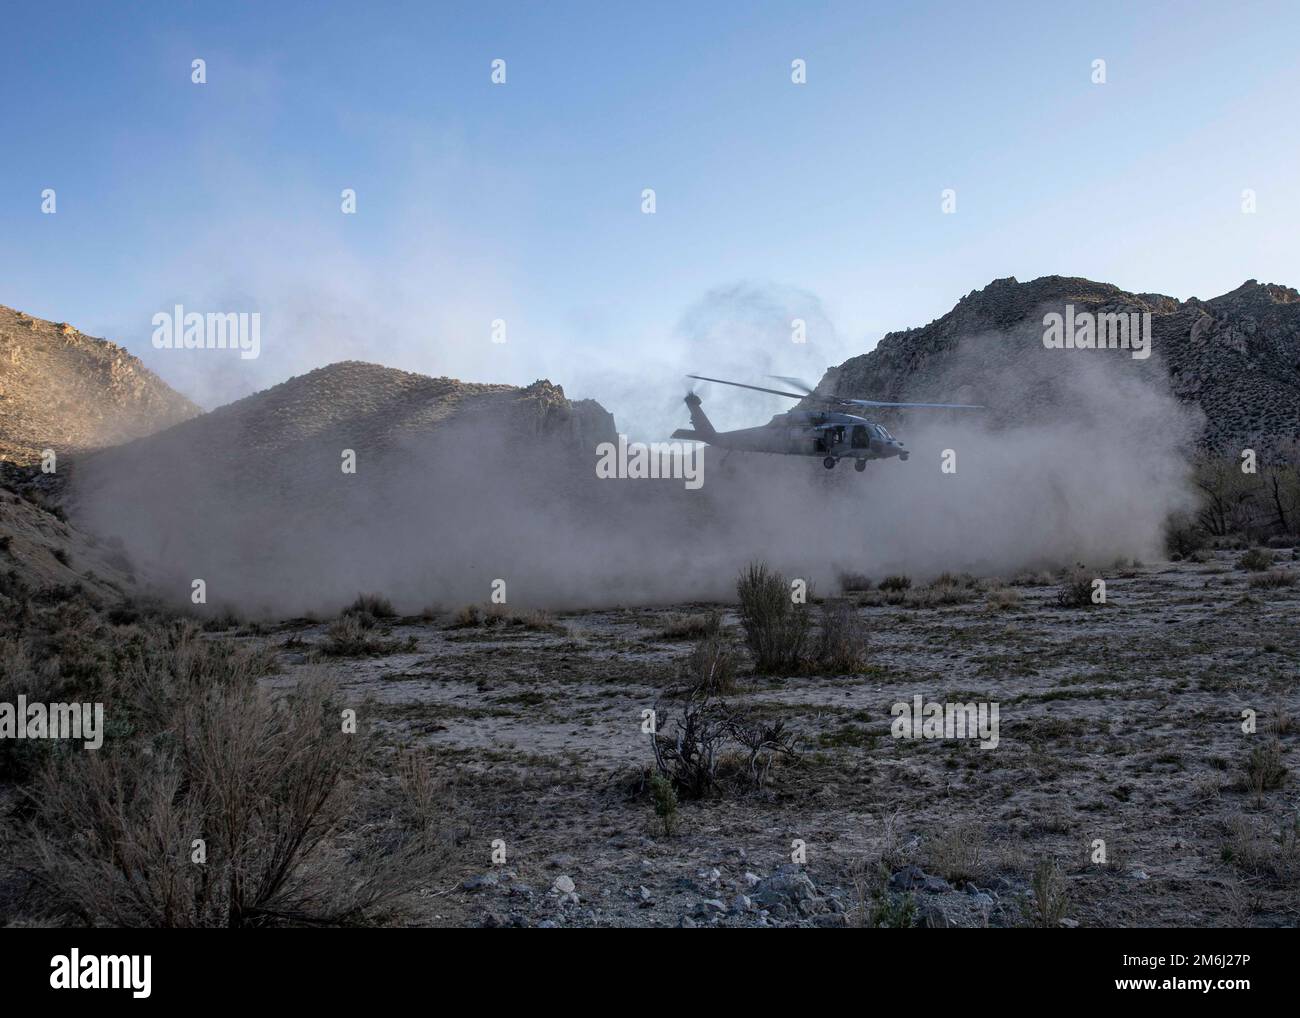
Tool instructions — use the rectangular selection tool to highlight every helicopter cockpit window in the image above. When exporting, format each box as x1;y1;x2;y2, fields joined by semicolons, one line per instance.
874;425;893;442
850;425;869;449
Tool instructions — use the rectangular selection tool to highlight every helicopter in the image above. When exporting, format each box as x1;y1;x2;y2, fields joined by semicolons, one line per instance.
671;374;983;472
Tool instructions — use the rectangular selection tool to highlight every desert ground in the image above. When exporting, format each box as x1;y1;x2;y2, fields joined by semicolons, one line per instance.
230;550;1300;928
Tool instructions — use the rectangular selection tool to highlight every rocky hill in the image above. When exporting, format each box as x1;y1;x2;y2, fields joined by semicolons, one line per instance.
815;276;1300;459
69;361;618;613
81;359;616;482
0;305;200;465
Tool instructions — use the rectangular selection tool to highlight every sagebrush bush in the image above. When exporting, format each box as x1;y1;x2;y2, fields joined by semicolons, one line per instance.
1237;548;1275;572
685;633;737;694
347;593;396;618
1163;511;1207;559
736;563;810;674
1054;569;1096;608
15;621;446;927
837;571;873;593
816;599;867;674
319;614;414;657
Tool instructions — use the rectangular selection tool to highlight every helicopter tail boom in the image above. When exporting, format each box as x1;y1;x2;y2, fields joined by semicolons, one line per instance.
683;392;718;440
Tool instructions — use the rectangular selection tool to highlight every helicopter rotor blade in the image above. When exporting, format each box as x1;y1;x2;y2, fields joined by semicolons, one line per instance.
688;374;984;410
766;375;817;396
686;375;807;400
841;398;985;409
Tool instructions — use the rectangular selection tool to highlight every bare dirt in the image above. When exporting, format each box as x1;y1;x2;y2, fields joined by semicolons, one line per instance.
249;551;1300;928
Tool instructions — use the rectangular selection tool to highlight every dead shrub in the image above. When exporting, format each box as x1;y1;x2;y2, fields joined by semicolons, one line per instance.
650;690;798;799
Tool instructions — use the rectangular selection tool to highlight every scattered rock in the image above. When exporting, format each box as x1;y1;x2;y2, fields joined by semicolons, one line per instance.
696;898;726;916
462;873;499;892
752;867;818;909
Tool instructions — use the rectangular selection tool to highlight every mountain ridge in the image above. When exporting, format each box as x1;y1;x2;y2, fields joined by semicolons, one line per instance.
814;275;1300;458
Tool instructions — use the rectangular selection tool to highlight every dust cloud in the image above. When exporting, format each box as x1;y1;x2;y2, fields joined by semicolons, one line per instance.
69;299;1201;617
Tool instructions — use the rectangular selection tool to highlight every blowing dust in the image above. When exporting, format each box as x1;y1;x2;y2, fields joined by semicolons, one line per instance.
68;305;1200;618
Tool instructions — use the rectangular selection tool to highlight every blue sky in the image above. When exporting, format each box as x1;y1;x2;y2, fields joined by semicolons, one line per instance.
2;0;1297;429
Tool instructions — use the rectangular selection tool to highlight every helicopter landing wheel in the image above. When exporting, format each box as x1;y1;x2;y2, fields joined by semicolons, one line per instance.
854;459;866;472
822;457;836;470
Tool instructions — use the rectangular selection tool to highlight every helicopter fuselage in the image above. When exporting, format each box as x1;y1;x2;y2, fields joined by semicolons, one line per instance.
674;375;978;471
711;411;907;462
674;396;910;470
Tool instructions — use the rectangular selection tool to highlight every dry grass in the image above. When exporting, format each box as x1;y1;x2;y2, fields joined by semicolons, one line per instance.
985;587;1021;610
318;615;415;657
1221;813;1300;883
448;603;565;634
1248;569;1296;589
658;611;722;640
926;821;989;885
1241;738;1288;795
1024;857;1070;928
